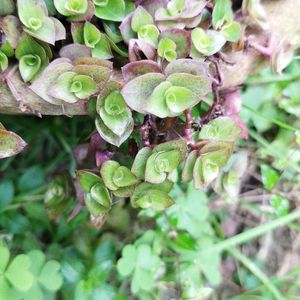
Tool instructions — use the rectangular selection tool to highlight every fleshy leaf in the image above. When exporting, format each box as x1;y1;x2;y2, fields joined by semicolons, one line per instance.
160;28;191;58
48;71;78;103
121;60;162;82
77;170;101;192
191;28;226;56
131;147;153;179
90;183;111;208
135;189;174;210
59;44;92;60
19;54;42;82
84;21;101;48
85;191;109;216
72;74;97;99
0;0;15;15
0;128;27;159
131;6;154;33
128;38;156;62
54;0;88;16
103;21;123;44
0;51;8;72
94;0;130;22
157;38;177;62
92;34;113;59
100;160;120;190
198;117;242;142
121;72;165;114
154;139;187;160
212;0;232;29
112;166;137;187
165;86;194;113
182;150;197;183
95;115;134;147
221;21;241;42
137;24;159;47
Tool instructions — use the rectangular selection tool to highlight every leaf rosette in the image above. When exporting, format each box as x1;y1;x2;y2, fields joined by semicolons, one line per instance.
121;59;211;118
17;0;66;44
95;88;134;147
30;57;112;105
77;170;112;216
100;160;137;197
15;34;52;82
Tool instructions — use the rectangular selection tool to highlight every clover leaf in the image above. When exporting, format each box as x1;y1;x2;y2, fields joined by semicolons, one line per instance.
0;245;34;298
117;243;162;294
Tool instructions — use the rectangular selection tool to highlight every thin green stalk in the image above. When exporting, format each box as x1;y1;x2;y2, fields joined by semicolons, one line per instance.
204;209;300;253
228;247;285;300
243;104;298;132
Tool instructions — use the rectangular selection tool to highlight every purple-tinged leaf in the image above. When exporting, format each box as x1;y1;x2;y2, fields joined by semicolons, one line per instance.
139;0;168;16
119;12;135;44
59;44;92;60
121;72;165;113
1;15;22;48
128;38;156;62
30;58;73;105
164;58;209;77
96;150;114;167
121;60;162;82
160;28;191;58
51;17;66;41
0;128;27;159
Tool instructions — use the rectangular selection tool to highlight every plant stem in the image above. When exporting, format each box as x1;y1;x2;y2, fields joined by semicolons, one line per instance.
229;247;285;300
204;209;300;253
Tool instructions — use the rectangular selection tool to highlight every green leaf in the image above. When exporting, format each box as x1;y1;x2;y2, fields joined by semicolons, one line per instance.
19;54;42;82
5;254;34;291
85;192;110;217
112;166;137;188
77;170;101;192
165;86;194;113
121;72;165;114
94;0;127;22
0;51;8;72
135;189;175;210
270;194;289;217
182;150;197;183
103;21;123;44
72;74;97;99
221;21;241;42
0;128;27;159
261;164;280;191
0;246;10;273
137;24;159;47
191;28;226;56
131;6;153;33
48;71;78;103
131;147;153;179
154;139;187;161
92;34;113;59
90;183;111;208
100;160;120;191
84;22;101;48
117;245;137;277
54;0;88;16
212;0;232;29
0;0;15;16
17;0;44;30
158;38;177;62
0;180;14;212
95;115;134;147
198;117;242;142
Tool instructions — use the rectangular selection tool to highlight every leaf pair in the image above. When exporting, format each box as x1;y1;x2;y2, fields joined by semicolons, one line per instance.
77;170;111;217
15;34;52;82
30;57;112;105
100;160;137;197
121;59;211;118
17;0;65;45
54;0;88;17
95;89;134;147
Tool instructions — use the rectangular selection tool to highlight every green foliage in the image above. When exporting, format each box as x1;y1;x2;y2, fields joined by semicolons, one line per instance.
0;245;62;300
